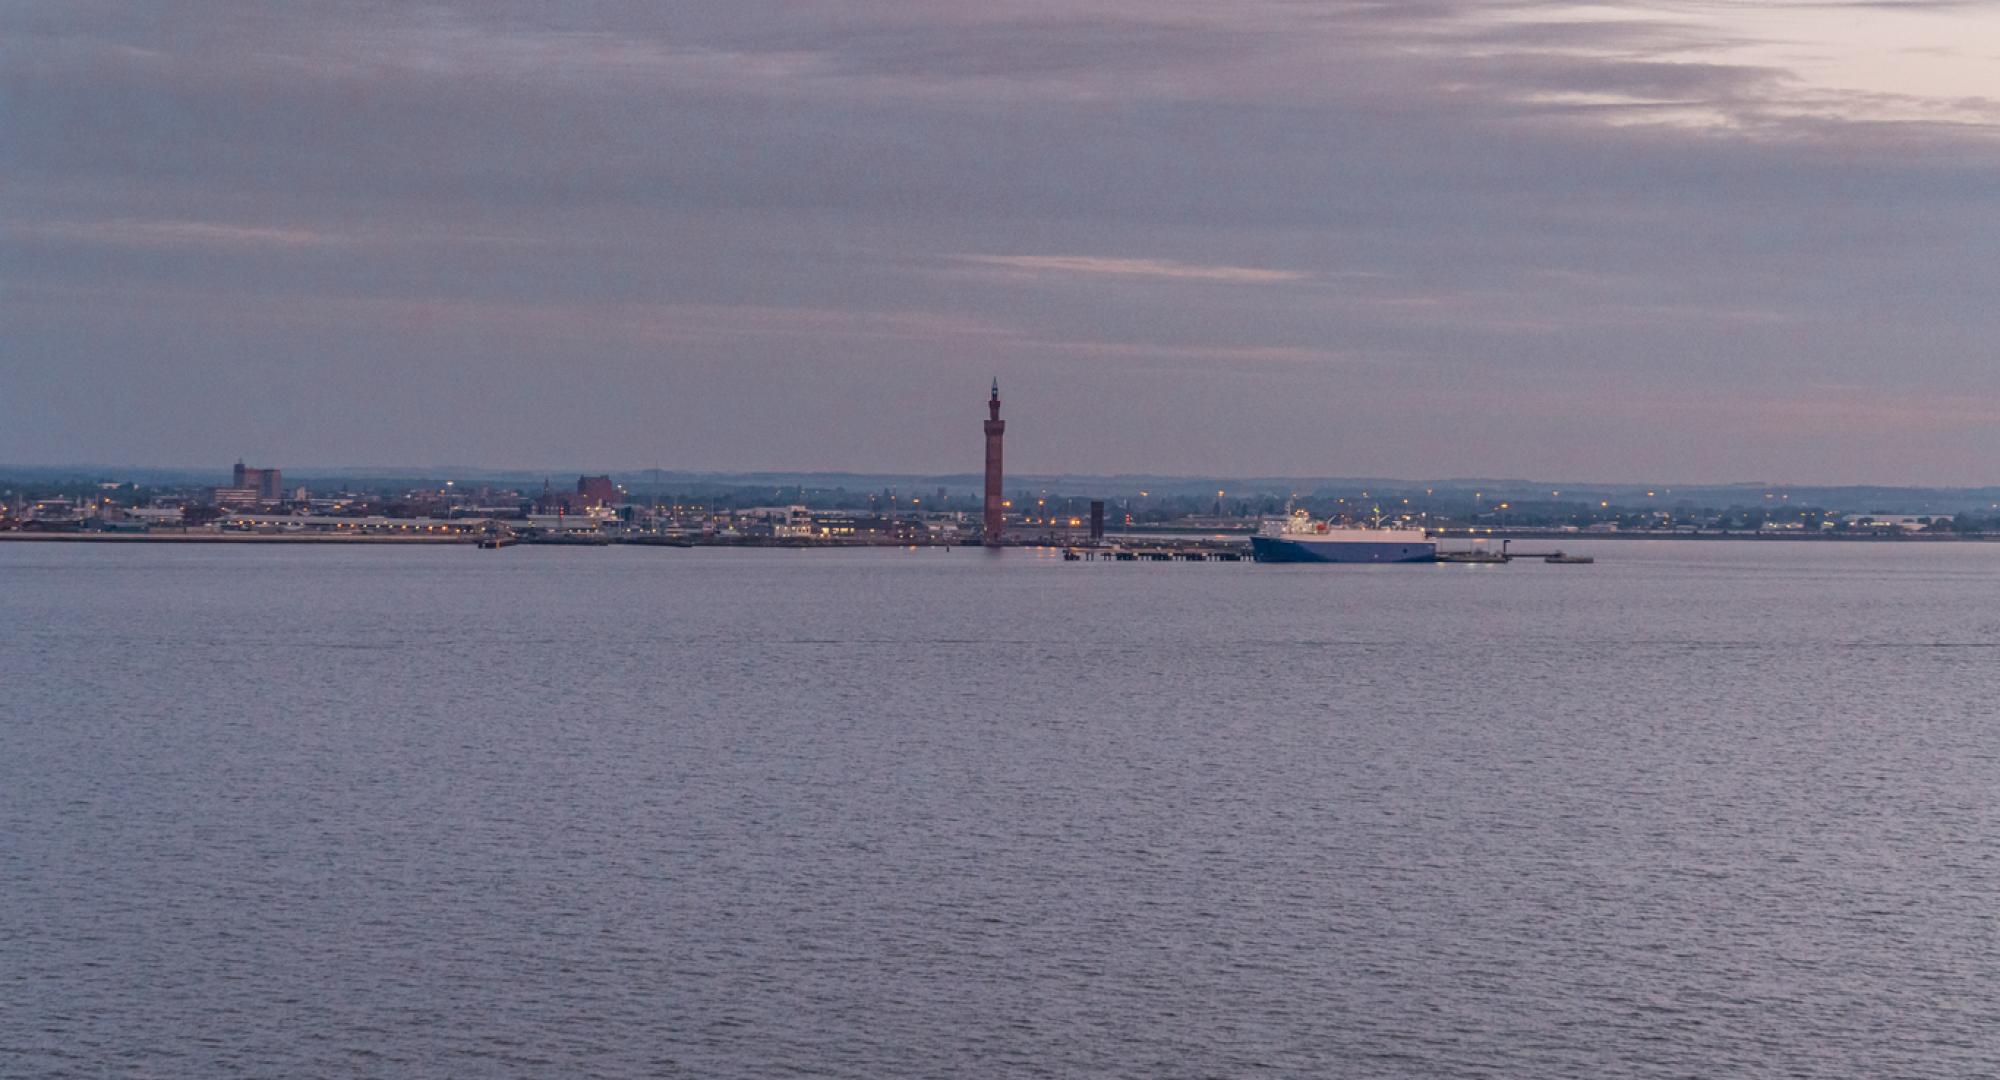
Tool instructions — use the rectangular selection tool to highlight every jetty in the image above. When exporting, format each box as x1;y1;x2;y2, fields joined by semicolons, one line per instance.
1056;536;1593;566
1435;539;1593;565
1061;541;1249;562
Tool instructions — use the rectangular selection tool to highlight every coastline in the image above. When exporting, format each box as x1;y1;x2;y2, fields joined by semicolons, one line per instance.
3;529;1995;547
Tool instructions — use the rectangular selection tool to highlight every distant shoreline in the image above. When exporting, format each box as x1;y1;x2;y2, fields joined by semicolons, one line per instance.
1430;530;2000;543
4;530;1998;548
0;532;468;544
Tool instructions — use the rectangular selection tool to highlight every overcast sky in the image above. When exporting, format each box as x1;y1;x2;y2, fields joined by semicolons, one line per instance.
6;1;2000;482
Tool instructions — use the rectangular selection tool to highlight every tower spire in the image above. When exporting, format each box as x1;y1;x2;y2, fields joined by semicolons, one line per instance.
983;379;1006;546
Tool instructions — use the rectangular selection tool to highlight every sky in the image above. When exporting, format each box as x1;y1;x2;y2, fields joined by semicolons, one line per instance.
6;1;2000;483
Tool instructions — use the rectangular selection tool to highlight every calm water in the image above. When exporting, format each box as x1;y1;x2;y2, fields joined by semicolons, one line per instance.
4;541;1999;1078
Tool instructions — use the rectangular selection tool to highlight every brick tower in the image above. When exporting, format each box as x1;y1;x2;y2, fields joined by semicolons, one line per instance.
983;378;1005;547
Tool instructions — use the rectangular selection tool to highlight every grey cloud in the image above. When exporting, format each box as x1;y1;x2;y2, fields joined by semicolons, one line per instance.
7;1;2000;481
955;255;1311;283
1454;18;1748;52
1460;55;1790;103
755;17;1275;80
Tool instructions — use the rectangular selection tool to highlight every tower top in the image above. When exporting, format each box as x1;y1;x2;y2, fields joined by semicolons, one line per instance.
988;377;1001;420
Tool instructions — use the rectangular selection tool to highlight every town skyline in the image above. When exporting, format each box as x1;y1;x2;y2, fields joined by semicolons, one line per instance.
23;457;2000;502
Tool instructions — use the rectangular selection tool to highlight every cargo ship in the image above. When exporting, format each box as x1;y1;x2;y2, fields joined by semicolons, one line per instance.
1251;509;1437;563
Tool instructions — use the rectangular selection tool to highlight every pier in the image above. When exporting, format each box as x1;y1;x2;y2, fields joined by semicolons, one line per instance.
1055;537;1594;565
1059;542;1249;563
1434;539;1594;564
1070;548;1251;562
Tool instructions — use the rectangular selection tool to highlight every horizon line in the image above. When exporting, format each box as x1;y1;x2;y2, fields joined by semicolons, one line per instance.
6;462;2000;493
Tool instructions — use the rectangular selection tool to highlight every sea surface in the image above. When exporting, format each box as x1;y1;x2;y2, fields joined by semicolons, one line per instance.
4;541;1999;1078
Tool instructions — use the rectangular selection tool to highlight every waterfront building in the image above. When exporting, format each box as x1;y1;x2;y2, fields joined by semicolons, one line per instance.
577;475;619;508
518;512;612;534
809;513;930;542
27;498;86;523
217;513;486;536
768;506;816;539
540;475;622;515
126;507;186;526
1842;513;1946;532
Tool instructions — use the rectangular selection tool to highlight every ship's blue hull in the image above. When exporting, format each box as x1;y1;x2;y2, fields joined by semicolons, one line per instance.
1251;536;1437;563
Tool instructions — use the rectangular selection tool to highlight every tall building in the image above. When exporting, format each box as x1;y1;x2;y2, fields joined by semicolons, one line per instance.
231;461;283;502
543;475;622;514
576;475;619;508
984;378;1005;547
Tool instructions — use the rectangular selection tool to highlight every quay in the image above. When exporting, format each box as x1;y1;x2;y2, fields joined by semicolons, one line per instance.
1059;544;1590;564
0;531;469;544
1435;539;1594;564
1063;544;1248;562
0;530;1589;564
1051;532;1594;565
